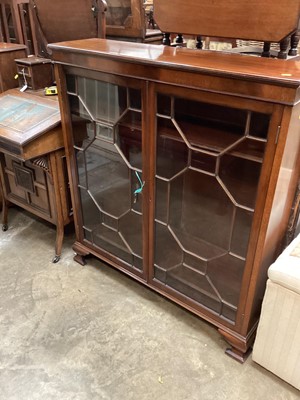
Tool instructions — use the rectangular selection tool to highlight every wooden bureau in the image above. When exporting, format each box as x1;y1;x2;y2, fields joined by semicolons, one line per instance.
0;89;72;262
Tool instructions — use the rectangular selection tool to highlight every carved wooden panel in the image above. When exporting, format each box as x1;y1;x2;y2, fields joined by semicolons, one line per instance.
13;161;35;193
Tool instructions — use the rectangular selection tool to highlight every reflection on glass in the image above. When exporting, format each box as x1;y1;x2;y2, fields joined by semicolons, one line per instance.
154;94;269;322
106;0;132;26
67;75;143;271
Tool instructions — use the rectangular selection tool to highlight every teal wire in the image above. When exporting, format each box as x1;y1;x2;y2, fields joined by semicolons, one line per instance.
134;171;144;195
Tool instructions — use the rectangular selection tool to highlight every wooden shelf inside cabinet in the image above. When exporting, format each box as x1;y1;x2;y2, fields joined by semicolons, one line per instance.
157;118;266;163
49;38;300;363
0;89;72;262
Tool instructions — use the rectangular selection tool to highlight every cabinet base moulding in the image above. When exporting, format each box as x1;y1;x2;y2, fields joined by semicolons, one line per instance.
218;326;257;363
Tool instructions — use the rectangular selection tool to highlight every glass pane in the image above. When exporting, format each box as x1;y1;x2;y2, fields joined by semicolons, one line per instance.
106;0;132;26
116;111;142;170
219;155;261;209
249;112;270;139
68;76;143;272
157;94;171;116
191;151;217;173
129;88;141;110
77;77;127;123
66;74;76;94
174;97;247;153
154;93;270;322
156;117;188;179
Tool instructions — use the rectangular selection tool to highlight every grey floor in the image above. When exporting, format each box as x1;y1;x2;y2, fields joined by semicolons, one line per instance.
0;208;299;400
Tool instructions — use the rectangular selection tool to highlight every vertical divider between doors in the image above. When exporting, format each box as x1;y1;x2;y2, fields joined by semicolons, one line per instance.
143;81;156;283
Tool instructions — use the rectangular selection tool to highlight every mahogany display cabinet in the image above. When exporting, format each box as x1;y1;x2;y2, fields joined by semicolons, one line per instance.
50;38;300;361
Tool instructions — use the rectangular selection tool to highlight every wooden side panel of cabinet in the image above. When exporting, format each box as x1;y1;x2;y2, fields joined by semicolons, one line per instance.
244;103;300;331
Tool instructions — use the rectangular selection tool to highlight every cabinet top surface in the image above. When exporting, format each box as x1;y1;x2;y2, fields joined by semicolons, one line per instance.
0;89;60;146
0;42;27;53
49;38;300;86
15;56;52;65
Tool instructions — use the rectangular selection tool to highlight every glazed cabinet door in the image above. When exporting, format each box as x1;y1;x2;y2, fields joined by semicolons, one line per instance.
65;71;146;278
150;85;277;324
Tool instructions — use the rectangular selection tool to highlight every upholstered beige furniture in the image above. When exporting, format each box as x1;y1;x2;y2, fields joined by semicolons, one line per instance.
252;235;300;390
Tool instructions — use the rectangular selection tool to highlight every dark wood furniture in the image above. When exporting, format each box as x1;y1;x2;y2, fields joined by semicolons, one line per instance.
0;42;26;92
106;0;162;43
28;0;106;57
154;0;300;42
50;38;300;361
0;0;33;53
0;0;107;57
15;56;53;90
0;89;71;262
154;0;300;59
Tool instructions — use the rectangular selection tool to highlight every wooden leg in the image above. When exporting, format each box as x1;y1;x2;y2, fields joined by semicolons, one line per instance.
48;151;66;263
73;241;90;266
262;42;271;58
73;253;87;266
225;346;252;363
289;31;300;56
218;327;256;363
1;191;8;231
162;32;171;46
278;36;290;59
174;33;184;46
196;36;203;50
53;220;64;263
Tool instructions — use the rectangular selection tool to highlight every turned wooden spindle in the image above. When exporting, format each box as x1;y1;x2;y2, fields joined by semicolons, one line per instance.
162;32;171;46
174;33;184;45
262;42;271;58
196;35;203;49
278;36;290;59
289;31;300;56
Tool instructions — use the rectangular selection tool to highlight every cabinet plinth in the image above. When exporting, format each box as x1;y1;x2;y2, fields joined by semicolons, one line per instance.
50;38;300;360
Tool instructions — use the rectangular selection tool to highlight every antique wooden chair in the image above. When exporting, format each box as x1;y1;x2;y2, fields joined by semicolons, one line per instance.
28;0;107;57
154;0;300;59
105;0;162;43
0;0;34;54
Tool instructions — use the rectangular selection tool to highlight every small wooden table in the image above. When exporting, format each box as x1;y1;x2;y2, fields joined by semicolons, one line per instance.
0;89;71;262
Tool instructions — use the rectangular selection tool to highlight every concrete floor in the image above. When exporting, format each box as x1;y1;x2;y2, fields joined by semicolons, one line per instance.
0;207;299;400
